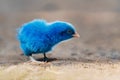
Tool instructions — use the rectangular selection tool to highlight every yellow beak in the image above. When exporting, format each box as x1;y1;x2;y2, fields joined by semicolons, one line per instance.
72;32;80;38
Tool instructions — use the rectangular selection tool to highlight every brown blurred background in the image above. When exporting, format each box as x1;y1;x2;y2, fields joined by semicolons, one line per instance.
0;0;120;64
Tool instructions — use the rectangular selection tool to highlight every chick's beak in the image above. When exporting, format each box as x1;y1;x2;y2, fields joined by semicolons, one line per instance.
72;32;80;38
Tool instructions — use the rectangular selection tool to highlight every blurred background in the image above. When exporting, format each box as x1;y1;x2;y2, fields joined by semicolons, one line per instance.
0;0;120;64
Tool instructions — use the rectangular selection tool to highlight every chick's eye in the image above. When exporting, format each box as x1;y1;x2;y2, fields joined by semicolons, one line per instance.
67;30;72;34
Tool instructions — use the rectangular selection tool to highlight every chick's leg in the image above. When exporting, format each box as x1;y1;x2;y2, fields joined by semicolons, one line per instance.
29;56;43;63
29;56;37;62
43;53;48;62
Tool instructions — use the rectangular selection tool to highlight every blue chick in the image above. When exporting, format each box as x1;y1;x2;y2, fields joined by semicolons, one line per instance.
17;19;80;62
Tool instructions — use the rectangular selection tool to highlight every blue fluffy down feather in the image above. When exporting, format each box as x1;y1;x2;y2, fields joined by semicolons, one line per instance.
17;19;78;56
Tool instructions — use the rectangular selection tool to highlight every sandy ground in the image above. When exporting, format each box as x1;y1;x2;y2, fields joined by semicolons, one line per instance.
0;62;120;80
